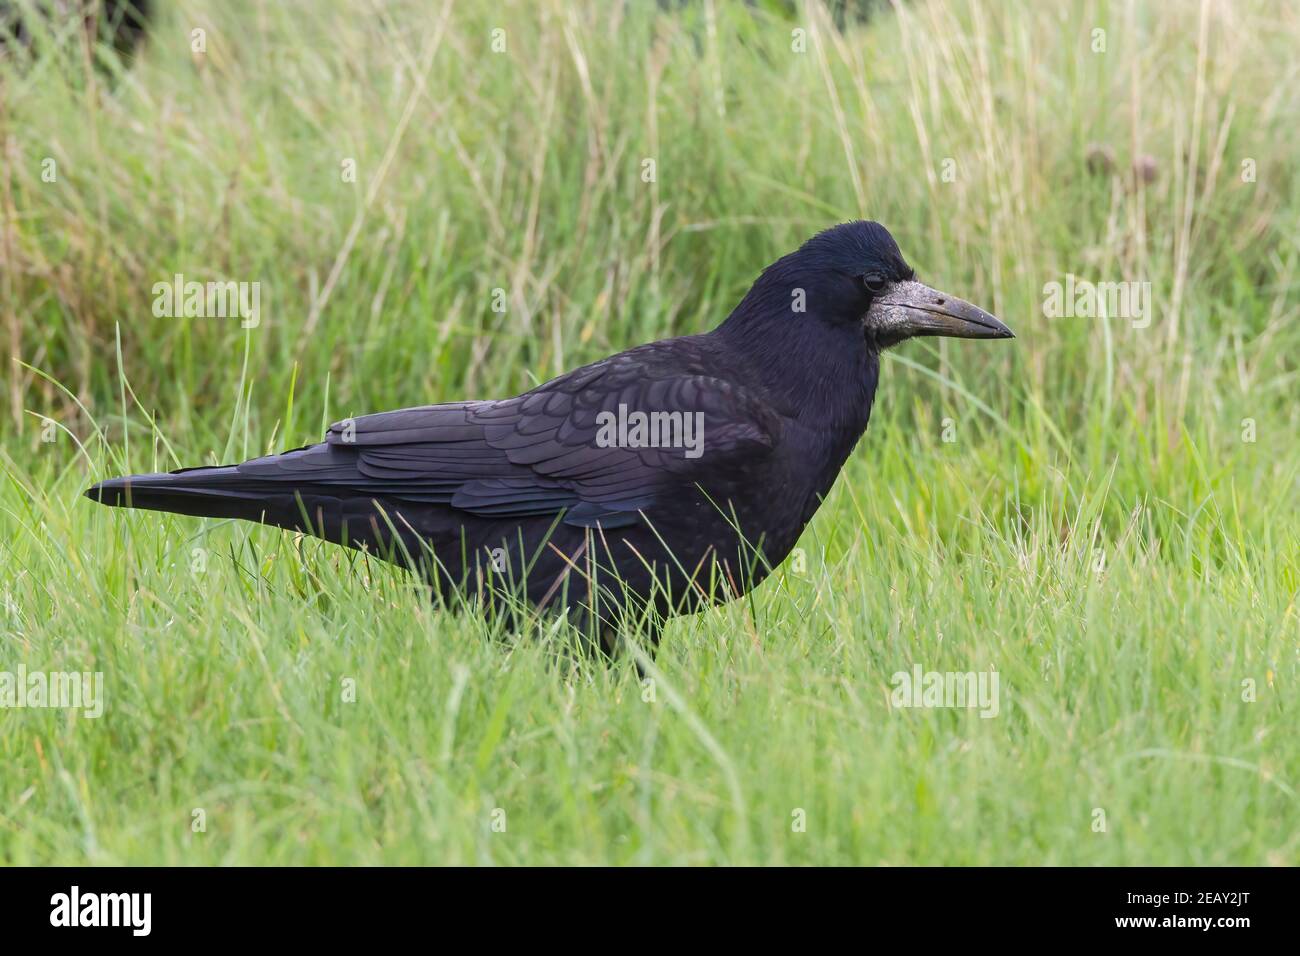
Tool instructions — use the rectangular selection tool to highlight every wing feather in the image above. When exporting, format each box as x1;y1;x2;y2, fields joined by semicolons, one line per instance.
265;344;780;526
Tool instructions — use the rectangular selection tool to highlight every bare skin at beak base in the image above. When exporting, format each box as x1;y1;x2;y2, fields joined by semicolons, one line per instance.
869;279;1014;341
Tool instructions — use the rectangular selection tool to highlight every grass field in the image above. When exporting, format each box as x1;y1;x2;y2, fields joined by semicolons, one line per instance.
1;0;1296;865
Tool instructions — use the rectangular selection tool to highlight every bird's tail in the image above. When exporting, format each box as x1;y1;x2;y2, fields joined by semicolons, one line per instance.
84;466;291;523
85;456;436;571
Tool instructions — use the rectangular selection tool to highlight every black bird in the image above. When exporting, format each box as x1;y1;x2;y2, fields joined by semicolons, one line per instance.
87;221;1012;654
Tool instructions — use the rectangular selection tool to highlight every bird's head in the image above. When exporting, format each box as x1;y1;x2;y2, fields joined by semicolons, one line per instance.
716;221;1013;423
789;220;1014;349
727;220;1013;352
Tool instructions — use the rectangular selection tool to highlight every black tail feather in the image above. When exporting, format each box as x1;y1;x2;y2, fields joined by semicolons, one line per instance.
84;466;274;520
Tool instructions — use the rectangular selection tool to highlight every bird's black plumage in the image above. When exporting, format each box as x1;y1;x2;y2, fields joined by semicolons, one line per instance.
87;221;1012;653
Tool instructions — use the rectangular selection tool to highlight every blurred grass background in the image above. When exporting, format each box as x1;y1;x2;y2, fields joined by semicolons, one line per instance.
0;0;1296;864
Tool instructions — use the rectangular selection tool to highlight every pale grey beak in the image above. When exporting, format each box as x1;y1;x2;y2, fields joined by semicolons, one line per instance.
868;280;1013;342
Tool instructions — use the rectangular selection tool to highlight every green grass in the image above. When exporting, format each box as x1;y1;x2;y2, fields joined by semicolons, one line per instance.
1;0;1296;864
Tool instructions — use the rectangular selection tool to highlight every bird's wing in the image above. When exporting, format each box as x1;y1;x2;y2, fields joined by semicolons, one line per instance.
239;353;780;529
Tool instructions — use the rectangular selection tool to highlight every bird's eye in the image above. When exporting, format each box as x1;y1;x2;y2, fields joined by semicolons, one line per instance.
862;273;888;295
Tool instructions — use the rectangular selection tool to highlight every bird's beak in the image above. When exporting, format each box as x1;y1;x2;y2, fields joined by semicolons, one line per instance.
868;280;1014;341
